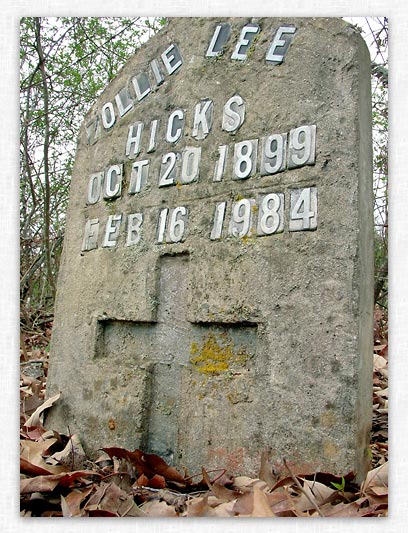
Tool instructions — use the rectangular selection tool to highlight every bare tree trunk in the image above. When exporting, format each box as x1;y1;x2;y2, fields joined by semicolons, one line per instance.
35;17;55;299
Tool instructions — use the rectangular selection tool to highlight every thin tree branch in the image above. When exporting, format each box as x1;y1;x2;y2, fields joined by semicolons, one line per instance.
35;17;55;298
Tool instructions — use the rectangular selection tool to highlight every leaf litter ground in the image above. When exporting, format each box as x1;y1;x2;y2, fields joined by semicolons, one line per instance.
20;308;388;517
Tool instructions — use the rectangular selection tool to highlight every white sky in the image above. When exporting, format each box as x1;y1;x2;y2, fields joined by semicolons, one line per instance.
344;17;388;62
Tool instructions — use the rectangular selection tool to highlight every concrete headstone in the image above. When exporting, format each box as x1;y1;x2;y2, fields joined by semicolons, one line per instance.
46;17;373;481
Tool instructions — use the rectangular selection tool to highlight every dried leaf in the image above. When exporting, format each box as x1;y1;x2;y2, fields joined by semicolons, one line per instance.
186;494;217;517
61;487;93;517
101;447;186;484
214;483;241;502
20;438;66;474
212;500;236;517
373;353;387;369
50;434;86;471
374;388;388;399
20;474;67;494
84;479;108;508
267;490;297;517
323;497;386;517
361;462;388;495
141;500;178;517
20;470;100;494
319;501;360;517
232;476;256;490
87;509;118;517
303;479;336;506
84;481;145;517
295;479;335;513
21;392;44;414
148;474;166;489
251;485;276;517
201;466;239;502
369;485;388;497
20;457;54;476
201;466;212;488
24;392;61;428
373;345;387;354
100;446;132;460
141;453;186;484
232;491;254;515
242;478;269;492
22;426;47;440
135;473;149;487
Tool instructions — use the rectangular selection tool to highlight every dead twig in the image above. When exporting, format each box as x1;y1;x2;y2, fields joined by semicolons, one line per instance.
283;458;324;517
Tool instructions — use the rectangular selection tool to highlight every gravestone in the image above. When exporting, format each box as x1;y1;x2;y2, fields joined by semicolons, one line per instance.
46;17;373;482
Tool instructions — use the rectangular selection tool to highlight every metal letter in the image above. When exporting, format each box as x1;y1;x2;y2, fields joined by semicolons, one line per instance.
266;26;296;64
169;206;188;243
125;122;144;159
157;208;169;243
166;109;184;143
150;58;165;86
210;201;227;240
231;23;260;61
192;99;213;140
103;214;122;247
213;145;228;182
229;198;255;237
86;117;100;145
87;172;104;204
147;119;159;153
81;219;99;251
222;95;245;133
101;102;115;129
260;133;287;175
289;187;318;231
129;160;150;194
126;213;143;246
115;86;133;117
257;193;284;235
104;164;123;199
159;152;178;187
161;44;183;75
288;125;316;169
233;139;258;179
206;23;231;57
131;72;151;101
180;147;201;184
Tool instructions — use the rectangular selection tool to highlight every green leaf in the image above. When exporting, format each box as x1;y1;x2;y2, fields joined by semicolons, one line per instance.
330;477;346;491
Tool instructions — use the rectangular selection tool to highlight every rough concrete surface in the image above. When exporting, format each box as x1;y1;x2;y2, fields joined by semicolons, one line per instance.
46;17;373;482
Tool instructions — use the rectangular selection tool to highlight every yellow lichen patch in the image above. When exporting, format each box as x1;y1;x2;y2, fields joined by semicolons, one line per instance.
190;341;199;357
241;234;255;244
190;332;250;375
